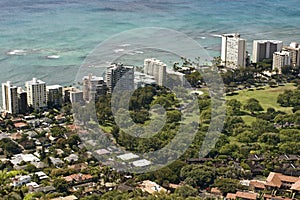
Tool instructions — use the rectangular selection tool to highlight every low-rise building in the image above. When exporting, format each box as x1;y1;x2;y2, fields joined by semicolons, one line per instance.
11;175;31;187
63;173;93;185
265;172;299;189
138;180;167;195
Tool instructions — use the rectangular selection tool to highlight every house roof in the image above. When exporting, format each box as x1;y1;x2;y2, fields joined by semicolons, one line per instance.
63;174;93;183
266;172;300;188
168;183;180;189
211;187;222;194
279;174;299;183
139;180;167;194
14;122;28;128
291;180;300;191
235;191;258;200
266;172;284;188
249;180;266;189
50;195;78;200
226;193;236;199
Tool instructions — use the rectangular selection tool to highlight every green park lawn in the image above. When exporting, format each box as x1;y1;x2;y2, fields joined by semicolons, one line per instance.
226;83;296;125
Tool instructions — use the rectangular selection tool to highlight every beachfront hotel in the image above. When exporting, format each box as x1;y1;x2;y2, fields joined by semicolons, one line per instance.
144;58;167;86
272;51;291;74
252;40;283;63
82;74;107;102
106;63;134;93
2;81;19;114
221;33;246;69
25;78;47;110
46;85;63;107
282;42;300;67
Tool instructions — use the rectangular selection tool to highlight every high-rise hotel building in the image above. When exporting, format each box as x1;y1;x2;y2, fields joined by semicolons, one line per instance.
25;78;47;110
46;85;63;107
2;81;19;114
106;63;134;93
252;40;283;63
282;42;300;67
272;51;291;74
221;33;246;69
144;58;167;86
82;74;107;102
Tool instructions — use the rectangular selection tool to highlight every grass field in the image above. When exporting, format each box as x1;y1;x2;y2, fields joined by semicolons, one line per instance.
226;83;296;113
226;83;296;125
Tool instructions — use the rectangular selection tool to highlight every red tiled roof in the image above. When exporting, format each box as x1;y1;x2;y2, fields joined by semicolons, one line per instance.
291;180;300;191
211;187;222;194
236;191;258;200
226;193;236;199
279;174;299;183
64;174;93;182
265;172;300;188
14;122;27;128
266;172;283;187
250;180;266;189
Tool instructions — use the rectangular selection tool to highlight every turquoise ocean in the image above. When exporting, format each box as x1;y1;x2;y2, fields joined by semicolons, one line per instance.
0;0;300;88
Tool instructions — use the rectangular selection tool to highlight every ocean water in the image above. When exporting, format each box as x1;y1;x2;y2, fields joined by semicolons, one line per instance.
0;0;300;88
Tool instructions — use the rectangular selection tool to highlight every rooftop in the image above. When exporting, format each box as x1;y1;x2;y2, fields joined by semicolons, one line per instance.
117;153;139;161
132;159;151;167
265;172;300;188
236;191;258;200
26;78;45;85
46;85;63;90
254;40;283;44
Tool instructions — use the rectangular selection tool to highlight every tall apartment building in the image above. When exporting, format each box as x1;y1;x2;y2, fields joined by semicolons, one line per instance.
252;40;283;63
70;90;84;104
282;42;300;67
2;81;19;114
82;74;107;102
25;78;47;110
144;58;167;86
272;51;291;74
106;63;134;93
17;87;28;114
63;87;83;103
221;33;246;69
46;85;63;107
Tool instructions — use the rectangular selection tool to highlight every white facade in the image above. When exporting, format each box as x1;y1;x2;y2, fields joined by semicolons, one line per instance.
221;33;246;68
282;42;300;67
2;81;19;114
12;175;31;187
134;71;156;89
252;40;283;63
70;90;84;103
26;78;46;110
273;51;291;74
82;74;107;102
144;58;167;86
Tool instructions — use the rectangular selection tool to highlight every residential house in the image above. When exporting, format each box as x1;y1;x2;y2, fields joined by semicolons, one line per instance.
64;154;79;163
226;191;258;200
49;157;64;167
63;173;93;185
138;180;168;195
34;171;49;180
249;180;266;192
265;172;299;189
10;153;40;166
11;175;31;187
50;195;78;200
33;185;56;193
